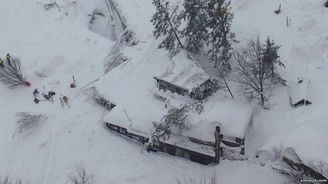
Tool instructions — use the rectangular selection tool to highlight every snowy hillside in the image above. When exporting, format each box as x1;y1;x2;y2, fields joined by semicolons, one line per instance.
0;0;327;183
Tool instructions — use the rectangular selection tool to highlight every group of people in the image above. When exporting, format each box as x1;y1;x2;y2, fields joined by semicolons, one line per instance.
33;88;69;106
0;53;13;68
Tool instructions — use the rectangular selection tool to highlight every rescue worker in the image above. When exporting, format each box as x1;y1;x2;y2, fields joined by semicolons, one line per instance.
48;91;56;102
48;91;56;97
63;96;68;103
33;88;39;99
0;58;4;68
6;53;11;66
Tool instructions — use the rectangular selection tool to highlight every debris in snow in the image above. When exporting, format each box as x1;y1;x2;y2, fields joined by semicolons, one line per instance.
274;4;281;14
43;2;61;12
289;78;312;107
70;75;76;88
88;9;105;25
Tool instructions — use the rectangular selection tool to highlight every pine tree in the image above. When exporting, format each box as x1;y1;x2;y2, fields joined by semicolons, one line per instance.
181;0;208;53
207;0;235;75
262;37;284;79
0;57;30;89
151;0;183;55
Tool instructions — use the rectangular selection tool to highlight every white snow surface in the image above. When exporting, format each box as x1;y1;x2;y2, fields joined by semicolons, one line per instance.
185;98;253;142
1;0;328;183
155;51;211;92
288;78;312;105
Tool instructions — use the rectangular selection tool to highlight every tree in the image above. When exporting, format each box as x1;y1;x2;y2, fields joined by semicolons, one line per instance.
181;0;208;53
234;38;283;107
262;37;285;81
147;101;206;150
0;57;30;89
69;167;94;184
16;112;47;134
207;0;235;72
205;0;235;98
150;105;189;145
151;0;183;56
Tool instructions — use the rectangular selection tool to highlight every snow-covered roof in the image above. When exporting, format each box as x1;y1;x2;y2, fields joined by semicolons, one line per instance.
104;98;253;144
103;101;165;136
184;99;254;142
154;51;211;92
289;79;312;105
281;121;328;178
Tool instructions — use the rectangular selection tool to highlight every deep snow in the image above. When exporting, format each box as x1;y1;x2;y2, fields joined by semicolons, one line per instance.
0;0;327;183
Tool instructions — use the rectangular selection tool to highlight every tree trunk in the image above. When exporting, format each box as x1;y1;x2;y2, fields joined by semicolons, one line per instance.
223;76;234;98
166;15;184;49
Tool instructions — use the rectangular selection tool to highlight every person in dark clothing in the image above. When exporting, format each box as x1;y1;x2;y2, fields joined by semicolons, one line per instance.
63;96;68;103
48;91;56;97
33;88;39;99
34;98;40;104
43;94;50;100
0;58;4;68
48;91;56;102
6;53;11;66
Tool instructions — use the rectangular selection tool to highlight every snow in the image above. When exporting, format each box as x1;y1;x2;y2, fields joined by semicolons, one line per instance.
281;120;328;178
288;78;312;105
185;98;253;142
1;0;327;183
155;51;211;92
103;102;164;136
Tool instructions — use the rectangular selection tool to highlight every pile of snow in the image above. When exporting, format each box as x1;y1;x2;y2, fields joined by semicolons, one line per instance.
155;51;211;92
288;78;312;106
4;0;328;183
185;98;253;142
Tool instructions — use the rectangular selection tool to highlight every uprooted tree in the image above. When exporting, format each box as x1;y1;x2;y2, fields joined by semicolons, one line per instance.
16;112;47;134
147;101;204;148
234;37;284;107
0;57;30;89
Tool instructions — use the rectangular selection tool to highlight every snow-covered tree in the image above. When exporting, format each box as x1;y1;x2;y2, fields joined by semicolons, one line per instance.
151;0;183;55
262;37;284;80
181;0;208;53
0;57;30;89
207;0;235;73
234;38;283;107
150;105;189;144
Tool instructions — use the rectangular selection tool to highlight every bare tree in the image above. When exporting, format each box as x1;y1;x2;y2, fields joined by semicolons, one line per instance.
16;112;47;134
0;57;30;89
234;38;283;107
69;168;94;184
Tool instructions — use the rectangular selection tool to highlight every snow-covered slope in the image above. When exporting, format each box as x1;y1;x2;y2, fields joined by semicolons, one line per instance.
232;0;328;173
0;0;327;183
